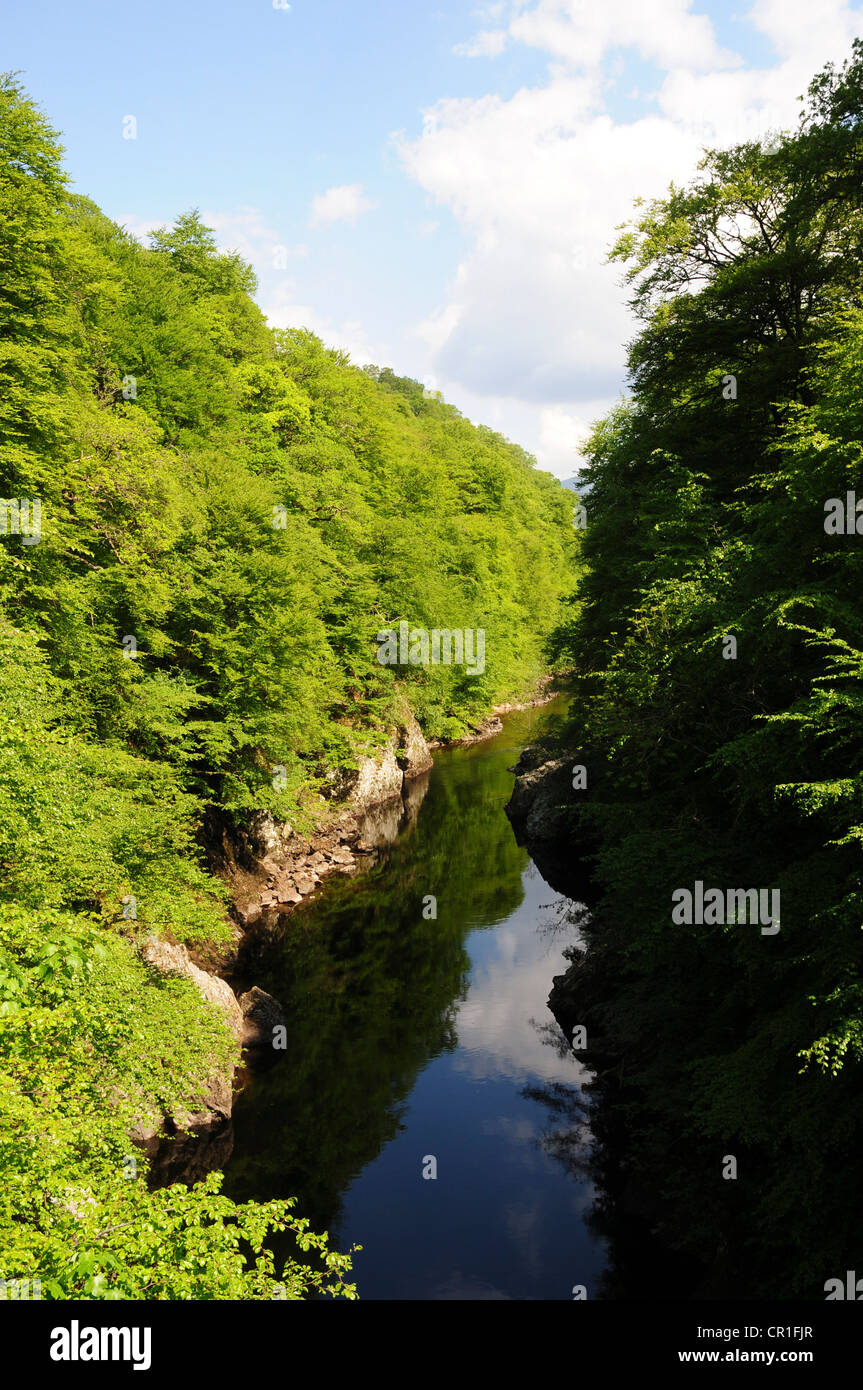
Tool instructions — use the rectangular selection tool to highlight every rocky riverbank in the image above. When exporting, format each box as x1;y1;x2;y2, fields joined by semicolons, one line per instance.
504;744;578;897
134;686;566;1178
502;738;600;1044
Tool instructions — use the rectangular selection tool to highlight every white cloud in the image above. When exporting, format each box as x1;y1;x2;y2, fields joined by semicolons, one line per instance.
415;300;464;354
538;405;595;477
463;0;741;73
395;0;863;474
309;182;378;227
262;278;391;367
749;0;863;60
454;28;509;57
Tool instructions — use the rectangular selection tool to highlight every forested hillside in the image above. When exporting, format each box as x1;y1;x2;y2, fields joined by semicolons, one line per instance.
549;43;863;1295
0;72;577;1298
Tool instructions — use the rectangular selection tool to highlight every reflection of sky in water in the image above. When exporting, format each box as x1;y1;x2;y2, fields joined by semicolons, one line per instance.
338;857;607;1300
225;701;608;1300
453;864;594;1087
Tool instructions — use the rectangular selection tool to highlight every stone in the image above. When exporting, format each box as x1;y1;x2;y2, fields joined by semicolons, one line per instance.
504;757;570;835
142;937;244;1044
349;745;404;810
238;986;289;1051
396;710;434;777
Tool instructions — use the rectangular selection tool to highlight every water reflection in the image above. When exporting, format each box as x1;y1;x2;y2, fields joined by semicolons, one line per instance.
223;701;607;1299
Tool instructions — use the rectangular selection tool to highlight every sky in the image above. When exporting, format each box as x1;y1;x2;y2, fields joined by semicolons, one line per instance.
5;0;863;478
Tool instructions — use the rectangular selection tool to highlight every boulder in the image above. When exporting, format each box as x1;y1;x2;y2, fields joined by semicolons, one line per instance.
142;937;244;1045
504;757;571;839
246;810;293;866
349;745;404;810
238;986;288;1050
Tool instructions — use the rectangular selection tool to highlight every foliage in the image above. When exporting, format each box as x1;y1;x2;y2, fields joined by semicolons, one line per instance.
549;40;863;1295
0;73;578;1300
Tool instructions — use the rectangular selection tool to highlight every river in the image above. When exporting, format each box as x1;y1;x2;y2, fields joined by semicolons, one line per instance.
222;699;608;1300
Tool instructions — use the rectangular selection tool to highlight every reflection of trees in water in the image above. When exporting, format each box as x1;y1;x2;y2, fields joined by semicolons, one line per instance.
541;902;863;1299
521;1015;593;1179
534;897;592;954
223;721;542;1243
521;1012;698;1300
522;1080;593;1181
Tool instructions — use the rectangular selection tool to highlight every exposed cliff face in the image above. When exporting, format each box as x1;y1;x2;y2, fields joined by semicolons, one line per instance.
504;748;577;897
346;710;434;806
506;751;571;840
222;713;434;930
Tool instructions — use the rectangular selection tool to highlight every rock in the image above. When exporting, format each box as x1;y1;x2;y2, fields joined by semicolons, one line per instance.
146;1120;234;1190
142;937;244;1045
236;902;262;927
508;744;548;775
504;757;570;837
237;986;288;1050
128;1120;161;1160
246;811;293;865
350;745;404;810
171;1068;233;1127
503;756;588;897
397;710;434;778
294;873;316;895
136;938;243;1151
526;762;573;842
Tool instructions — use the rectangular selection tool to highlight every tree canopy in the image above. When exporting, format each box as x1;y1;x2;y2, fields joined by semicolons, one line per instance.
550;40;863;1296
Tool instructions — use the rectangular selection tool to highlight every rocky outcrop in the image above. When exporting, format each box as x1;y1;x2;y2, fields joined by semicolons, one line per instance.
505;750;572;843
230;810;361;927
125;938;243;1185
396;710;435;777
237;985;288;1050
343;710;434;808
504;748;582;897
142;937;244;1045
132;944;293;1186
350;745;404;809
227;722;435;929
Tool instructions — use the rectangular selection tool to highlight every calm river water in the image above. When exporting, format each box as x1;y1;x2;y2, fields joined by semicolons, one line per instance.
223;700;607;1299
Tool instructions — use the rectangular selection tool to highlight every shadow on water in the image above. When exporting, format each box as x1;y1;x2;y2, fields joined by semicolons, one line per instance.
222;700;608;1299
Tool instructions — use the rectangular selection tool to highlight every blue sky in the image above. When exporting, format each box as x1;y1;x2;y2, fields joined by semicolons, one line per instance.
5;0;863;475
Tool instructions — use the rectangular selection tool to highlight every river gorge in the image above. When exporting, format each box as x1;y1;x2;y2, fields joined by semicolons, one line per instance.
219;698;608;1299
